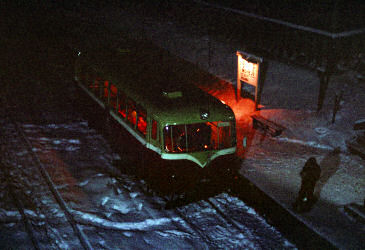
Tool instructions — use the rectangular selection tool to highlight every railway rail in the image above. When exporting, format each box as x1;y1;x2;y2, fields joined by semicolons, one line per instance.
113;169;283;249
113;174;216;248
0;111;92;250
0;160;41;249
114;177;241;248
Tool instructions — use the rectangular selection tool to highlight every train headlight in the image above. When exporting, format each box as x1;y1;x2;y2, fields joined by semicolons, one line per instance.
200;109;209;120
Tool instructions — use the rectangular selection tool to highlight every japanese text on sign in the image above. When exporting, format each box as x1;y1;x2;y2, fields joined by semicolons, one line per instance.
238;55;259;87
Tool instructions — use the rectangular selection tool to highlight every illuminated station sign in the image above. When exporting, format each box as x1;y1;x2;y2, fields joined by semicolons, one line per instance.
238;53;259;87
236;51;263;109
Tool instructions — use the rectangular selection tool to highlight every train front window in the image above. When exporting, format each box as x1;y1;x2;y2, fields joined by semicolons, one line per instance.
163;122;234;153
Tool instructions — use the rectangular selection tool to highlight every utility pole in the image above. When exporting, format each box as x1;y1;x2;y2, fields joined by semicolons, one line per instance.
317;0;340;112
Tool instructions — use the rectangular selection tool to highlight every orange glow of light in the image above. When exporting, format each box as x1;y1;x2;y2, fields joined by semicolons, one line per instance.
128;110;137;125
204;144;208;149
197;79;262;158
33;135;87;202
198;80;257;120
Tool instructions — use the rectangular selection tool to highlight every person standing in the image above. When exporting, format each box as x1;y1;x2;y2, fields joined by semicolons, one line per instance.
293;157;321;212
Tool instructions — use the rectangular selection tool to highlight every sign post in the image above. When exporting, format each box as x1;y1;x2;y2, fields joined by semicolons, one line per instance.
236;51;263;110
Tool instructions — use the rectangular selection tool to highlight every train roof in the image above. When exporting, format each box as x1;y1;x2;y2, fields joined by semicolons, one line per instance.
79;43;235;125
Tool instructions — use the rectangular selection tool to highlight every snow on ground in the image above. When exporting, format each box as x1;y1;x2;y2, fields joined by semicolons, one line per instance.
0;117;296;249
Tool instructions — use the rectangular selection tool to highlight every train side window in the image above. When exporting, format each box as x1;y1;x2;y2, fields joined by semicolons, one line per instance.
103;80;109;101
151;120;157;140
89;77;102;96
110;83;118;109
137;106;147;136
127;99;137;127
118;91;127;118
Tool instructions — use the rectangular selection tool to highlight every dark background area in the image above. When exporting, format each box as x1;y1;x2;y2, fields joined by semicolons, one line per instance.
1;0;364;113
207;0;365;32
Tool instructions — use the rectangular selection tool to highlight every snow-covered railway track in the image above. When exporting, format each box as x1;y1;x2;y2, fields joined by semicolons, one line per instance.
113;172;291;249
173;201;234;248
0;160;41;249
0;115;92;250
112;173;225;247
113;175;219;248
172;196;261;249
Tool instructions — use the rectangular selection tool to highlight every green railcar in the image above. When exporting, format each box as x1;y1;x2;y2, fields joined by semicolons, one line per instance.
74;44;236;168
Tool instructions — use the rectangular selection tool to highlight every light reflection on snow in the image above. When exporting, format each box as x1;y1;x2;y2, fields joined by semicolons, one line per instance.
275;137;333;150
155;229;192;238
73;209;183;231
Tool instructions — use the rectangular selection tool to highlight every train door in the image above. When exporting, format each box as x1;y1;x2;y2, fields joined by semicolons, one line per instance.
148;118;160;149
217;121;233;149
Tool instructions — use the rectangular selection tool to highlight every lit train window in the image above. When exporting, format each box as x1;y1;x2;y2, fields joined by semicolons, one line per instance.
118;91;126;118
186;123;211;152
164;125;186;152
109;83;118;109
137;106;147;136
127;99;137;127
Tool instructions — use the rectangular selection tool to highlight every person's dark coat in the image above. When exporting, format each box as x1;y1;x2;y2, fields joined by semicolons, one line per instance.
293;157;321;212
